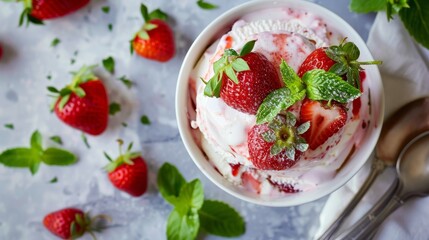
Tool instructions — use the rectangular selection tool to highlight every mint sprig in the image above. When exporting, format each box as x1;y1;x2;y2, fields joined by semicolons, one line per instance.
0;130;77;175
157;163;246;239
197;0;218;10
256;60;361;125
203;40;255;97
350;0;429;49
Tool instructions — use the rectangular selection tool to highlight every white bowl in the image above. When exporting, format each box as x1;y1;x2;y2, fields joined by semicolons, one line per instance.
175;0;384;206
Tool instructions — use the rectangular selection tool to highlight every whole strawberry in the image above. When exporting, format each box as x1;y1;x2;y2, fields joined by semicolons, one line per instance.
131;4;175;62
43;208;104;239
18;0;89;26
248;114;309;170
297;40;381;88
204;40;282;114
48;65;109;136
105;140;148;197
299;98;347;150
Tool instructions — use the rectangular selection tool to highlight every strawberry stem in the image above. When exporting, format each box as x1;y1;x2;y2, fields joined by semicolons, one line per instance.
354;60;383;65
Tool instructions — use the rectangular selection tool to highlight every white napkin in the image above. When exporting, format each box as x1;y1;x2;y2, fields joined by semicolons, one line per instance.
315;12;429;239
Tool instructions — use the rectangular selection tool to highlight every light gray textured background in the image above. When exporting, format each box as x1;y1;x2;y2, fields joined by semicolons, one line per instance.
0;0;374;239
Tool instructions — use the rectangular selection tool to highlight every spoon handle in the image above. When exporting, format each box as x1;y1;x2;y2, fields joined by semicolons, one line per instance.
334;178;402;240
318;157;386;240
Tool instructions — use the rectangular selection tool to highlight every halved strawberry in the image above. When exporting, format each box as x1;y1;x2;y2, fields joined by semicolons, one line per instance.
299;98;347;150
204;40;282;114
131;4;175;62
48;65;109;136
18;0;89;26
248;114;310;170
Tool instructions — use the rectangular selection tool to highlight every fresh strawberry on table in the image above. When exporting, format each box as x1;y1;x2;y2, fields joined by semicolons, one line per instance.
299;98;347;150
204;40;282;114
105;140;148;197
48;65;109;136
248;113;310;170
17;0;89;26
297;40;381;88
43;208;107;239
131;4;175;62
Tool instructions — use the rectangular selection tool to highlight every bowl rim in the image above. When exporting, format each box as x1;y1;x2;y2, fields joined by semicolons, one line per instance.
175;0;385;206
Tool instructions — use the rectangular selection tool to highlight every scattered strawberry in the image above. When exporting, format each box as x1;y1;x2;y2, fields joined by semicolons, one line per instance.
43;208;107;239
248;114;310;170
18;0;89;26
204;40;282;114
297;40;381;88
230;163;241;177
267;178;300;193
48;65;109;136
105;140;148;197
131;4;175;62
299;98;347;150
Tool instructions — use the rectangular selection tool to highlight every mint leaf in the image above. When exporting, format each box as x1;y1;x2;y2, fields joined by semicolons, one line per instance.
102;6;110;14
49;177;58;183
4;123;14;130
302;70;361;103
51;38;61;47
149;9;168;21
239;40;256;56
108;23;113;31
81;133;90;149
399;0;429;49
350;0;386;13
197;0;218;10
50;136;63;145
157;163;187;203
102;56;115;74
179;179;204;210
280;60;304;94
0;148;34;167
119;76;133;89
41;148;77;166
140;115;151;125
256;88;305;124
167;209;200;240
199;200;245;237
30;130;43;152
109;102;121;115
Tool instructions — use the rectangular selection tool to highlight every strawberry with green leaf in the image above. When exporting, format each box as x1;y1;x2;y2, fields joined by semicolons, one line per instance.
204;40;282;114
104;140;148;197
43;207;109;239
14;0;89;26
131;4;175;62
48;65;109;136
297;40;381;89
0;130;77;174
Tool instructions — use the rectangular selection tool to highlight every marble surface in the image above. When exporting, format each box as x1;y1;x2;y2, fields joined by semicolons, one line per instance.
0;0;375;239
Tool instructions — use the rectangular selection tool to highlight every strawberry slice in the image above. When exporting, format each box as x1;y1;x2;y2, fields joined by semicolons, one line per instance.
297;48;335;77
299;98;347;150
241;171;261;194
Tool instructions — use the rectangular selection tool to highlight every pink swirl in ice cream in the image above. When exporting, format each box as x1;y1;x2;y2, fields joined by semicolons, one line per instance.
188;7;372;195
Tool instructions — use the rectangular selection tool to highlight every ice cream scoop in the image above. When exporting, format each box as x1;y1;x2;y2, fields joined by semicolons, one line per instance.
319;97;429;240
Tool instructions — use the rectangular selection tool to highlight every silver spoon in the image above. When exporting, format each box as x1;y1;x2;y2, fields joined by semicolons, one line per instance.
319;97;429;240
335;131;429;240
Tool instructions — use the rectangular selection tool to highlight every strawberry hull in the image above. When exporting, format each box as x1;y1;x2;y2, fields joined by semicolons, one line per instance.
189;7;372;196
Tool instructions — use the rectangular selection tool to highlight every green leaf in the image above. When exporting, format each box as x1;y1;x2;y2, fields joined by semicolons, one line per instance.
30;130;43;152
203;74;222;97
119;76;133;89
4;123;14;130
256;88;305;124
297;121;310;135
102;56;115;74
329;63;348;76
350;0;386;13
343;42;360;60
74;87;86;98
29;160;41;175
140;115;151;125
108;23;113;31
140;3;150;22
224;49;239;57
109;102;121;115
280;60;304;93
157;163;187;203
224;65;238;84
0;148;35;167
167;209;200;240
178;179;204;211
399;0;429;49
41;148;77;166
197;0;218;10
51;38;61;47
81;133;90;149
101;6;110;14
270;141;284;156
49;177;58;183
231;58;250;72
199;200;245;237
47;86;59;93
144;23;158;31
261;130;276;143
149;9;168;21
28;14;44;25
302;70;361;103
239;40;256;56
58;94;70;110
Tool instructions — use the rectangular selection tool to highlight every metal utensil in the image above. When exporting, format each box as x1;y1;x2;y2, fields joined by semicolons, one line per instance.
335;132;429;239
319;97;429;240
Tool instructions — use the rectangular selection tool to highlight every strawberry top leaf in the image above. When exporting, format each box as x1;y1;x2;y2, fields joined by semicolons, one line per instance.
203;40;255;97
104;140;141;173
18;0;44;27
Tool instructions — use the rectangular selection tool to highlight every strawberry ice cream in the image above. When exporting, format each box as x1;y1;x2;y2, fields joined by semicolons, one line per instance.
188;7;372;195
